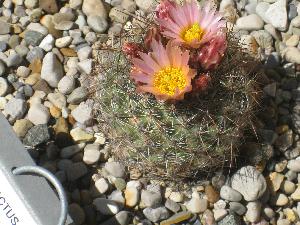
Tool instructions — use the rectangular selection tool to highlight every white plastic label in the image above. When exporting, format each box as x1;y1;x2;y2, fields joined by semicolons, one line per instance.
0;169;38;225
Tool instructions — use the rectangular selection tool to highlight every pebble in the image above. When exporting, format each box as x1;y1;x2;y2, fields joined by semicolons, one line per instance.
265;0;288;31
95;178;110;194
205;185;220;203
109;190;125;206
229;202;247;216
169;192;184;203
93;198;120;215
6;52;22;67
28;104;50;125
143;207;169;223
263;207;275;220
13;119;33;138
185;192;208;214
141;190;162;208
41;52;64;87
60;143;85;159
87;16;108;33
105;161;126;178
83;144;101;164
0;77;8;97
268;172;285;192
236;14;264;31
77;59;92;74
291;16;300;28
286;35;299;47
70;127;94;142
4;98;27;121
68;203;85;225
231;166;267;201
0;61;5;76
218;214;242;225
135;0;156;13
26;47;44;63
39;34;54;52
245;201;262;223
281;180;296;194
284;47;300;64
114;178;126;190
0;21;10;35
287;159;300;172
274;193;289;206
16;66;30;78
82;0;107;18
55;36;72;48
67;87;88;104
291;186;300;200
47;92;67;109
77;46;92;61
160;211;192;225
24;30;45;46
122;0;136;13
23;124;50;146
213;209;228;221
71;102;93;125
277;219;291;225
164;199;180;213
220;185;242;202
58;75;75;95
125;186;140;207
66;162;88;181
99;211;130;225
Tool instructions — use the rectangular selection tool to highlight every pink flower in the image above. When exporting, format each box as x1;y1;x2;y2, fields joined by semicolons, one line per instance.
156;0;176;21
198;30;227;70
144;26;162;50
156;0;226;49
130;40;196;101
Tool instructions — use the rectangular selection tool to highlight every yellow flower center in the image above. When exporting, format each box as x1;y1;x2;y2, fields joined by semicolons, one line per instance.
153;67;187;96
182;23;204;43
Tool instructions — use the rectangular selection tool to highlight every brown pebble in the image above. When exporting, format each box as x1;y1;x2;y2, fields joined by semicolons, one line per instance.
205;185;220;203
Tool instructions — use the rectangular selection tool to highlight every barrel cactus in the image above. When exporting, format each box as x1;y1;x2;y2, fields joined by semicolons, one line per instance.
90;1;261;181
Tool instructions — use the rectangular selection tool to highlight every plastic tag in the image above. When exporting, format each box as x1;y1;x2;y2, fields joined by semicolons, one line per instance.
0;168;38;225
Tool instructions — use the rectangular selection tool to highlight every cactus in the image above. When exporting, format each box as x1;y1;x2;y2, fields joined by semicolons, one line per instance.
90;31;260;181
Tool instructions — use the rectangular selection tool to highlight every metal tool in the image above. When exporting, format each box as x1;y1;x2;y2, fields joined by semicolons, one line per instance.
0;112;73;225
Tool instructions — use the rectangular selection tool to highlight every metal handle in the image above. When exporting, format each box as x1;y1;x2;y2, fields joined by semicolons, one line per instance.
12;166;68;225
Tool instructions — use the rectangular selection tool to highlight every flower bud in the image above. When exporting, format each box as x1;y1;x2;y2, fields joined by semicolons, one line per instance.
198;31;227;70
122;42;144;59
155;0;176;21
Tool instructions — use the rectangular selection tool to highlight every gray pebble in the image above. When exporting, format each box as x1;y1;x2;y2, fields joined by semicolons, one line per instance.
105;161;126;178
220;185;243;202
67;87;88;104
4;98;27;120
141;190;162;208
229;202;247;216
23;124;50;147
26;46;44;63
0;20;10;34
41;52;64;87
6;52;22;67
58;75;75;95
24;30;45;46
143;207;169;223
66;162;88;181
87;15;108;33
93;198;120;215
60;143;85;159
0;77;8;96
